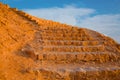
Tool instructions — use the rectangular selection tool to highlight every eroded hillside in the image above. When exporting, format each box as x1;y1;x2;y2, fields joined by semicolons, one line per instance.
0;2;120;80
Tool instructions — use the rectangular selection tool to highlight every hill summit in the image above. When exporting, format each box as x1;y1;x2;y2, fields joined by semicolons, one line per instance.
0;2;120;80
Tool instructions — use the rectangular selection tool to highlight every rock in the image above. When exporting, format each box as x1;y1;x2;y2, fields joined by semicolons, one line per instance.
21;44;38;60
0;2;120;80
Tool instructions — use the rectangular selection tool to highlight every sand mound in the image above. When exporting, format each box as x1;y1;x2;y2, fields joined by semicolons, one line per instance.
0;2;120;80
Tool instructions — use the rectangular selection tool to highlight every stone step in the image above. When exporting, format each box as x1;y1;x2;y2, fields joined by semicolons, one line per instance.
30;63;120;80
37;51;119;63
38;25;73;30
37;40;104;43
38;28;85;33
39;36;94;41
37;40;100;46
40;45;105;52
40;32;89;37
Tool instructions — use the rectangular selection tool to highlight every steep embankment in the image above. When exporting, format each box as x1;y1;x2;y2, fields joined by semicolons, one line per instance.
0;2;120;80
0;3;36;80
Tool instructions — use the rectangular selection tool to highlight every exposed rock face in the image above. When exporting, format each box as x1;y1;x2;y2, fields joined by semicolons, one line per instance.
0;2;120;80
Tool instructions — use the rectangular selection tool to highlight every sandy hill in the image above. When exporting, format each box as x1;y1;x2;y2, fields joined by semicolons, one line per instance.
0;2;120;80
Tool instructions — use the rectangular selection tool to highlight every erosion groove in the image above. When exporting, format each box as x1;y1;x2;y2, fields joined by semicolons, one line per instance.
0;2;120;80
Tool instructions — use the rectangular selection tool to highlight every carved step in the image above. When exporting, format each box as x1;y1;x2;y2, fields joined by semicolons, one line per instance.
40;36;94;41
37;40;100;46
39;33;100;37
39;28;86;32
40;31;87;35
30;63;120;80
40;32;90;37
40;45;105;52
37;51;119;63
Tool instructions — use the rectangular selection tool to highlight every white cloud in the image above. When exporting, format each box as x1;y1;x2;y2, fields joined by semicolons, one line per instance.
24;6;95;25
24;6;120;43
79;14;120;43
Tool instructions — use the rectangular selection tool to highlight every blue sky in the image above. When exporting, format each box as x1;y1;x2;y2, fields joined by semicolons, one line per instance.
1;0;120;43
2;0;120;14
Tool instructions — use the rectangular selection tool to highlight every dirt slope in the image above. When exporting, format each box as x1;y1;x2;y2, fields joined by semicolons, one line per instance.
0;2;120;80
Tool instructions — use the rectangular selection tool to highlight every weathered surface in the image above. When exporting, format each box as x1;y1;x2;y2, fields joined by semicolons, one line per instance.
0;2;120;80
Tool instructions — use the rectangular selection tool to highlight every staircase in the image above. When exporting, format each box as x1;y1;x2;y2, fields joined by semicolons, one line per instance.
27;27;120;80
9;6;120;80
0;3;120;80
12;8;120;80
